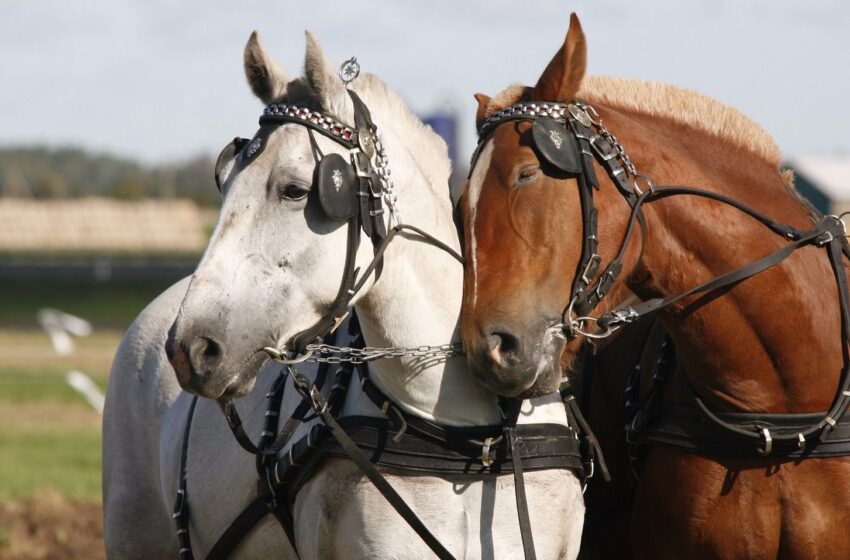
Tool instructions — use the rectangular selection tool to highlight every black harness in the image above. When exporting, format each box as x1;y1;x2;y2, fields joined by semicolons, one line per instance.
472;99;850;464
174;89;598;560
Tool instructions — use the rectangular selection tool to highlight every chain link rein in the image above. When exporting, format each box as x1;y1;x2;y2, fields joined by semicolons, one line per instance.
264;342;465;365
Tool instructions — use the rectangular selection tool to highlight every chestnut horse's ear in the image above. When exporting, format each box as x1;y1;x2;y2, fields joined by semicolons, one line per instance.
474;93;492;129
530;13;587;102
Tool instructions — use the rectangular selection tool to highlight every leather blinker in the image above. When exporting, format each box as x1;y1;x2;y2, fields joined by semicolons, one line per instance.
532;119;582;174
214;137;250;191
317;153;358;221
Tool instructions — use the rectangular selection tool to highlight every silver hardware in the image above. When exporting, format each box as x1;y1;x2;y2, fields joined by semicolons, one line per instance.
245;137;262;158
263;346;315;364
481;437;494;467
825;416;837;427
339;56;360;86
567;103;592;128
263;342;464;365
581;458;595;495
606;307;640;327
358;129;375;158
590;135;618;161
580;254;601;285
798;433;806;449
547;296;622;341
843;390;850;397
633;174;655;196
759;428;773;455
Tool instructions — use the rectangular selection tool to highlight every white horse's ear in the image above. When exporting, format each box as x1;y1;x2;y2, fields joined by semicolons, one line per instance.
244;31;291;104
304;30;354;122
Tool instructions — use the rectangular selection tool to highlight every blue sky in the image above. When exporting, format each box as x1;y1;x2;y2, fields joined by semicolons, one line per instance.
1;0;848;165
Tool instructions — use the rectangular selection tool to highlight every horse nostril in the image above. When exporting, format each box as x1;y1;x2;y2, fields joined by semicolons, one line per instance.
486;329;521;367
189;336;223;372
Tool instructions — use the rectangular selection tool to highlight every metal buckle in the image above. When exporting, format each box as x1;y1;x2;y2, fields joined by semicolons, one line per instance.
590;135;618;161
480;437;495;467
580;254;601;285
759;428;773;455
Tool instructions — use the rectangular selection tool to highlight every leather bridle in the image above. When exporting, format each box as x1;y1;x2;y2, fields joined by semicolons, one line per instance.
471;98;850;458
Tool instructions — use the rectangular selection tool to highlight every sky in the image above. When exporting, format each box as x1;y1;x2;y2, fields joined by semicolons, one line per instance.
1;0;848;166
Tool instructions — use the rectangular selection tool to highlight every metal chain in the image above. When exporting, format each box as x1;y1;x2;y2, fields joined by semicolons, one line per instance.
300;342;464;364
573;101;653;194
373;131;401;227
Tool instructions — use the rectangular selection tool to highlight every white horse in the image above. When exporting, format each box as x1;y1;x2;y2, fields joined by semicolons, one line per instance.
103;31;584;559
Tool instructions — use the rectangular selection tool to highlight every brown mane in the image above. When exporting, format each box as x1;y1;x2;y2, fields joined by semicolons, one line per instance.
483;76;781;166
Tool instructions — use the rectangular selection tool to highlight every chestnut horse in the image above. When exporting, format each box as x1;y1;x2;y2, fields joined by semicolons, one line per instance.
460;13;850;559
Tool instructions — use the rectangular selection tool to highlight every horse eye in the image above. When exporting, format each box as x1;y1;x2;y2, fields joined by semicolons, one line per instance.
517;166;539;185
278;183;310;201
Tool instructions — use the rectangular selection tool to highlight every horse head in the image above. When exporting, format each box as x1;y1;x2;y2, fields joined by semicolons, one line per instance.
461;14;636;398
166;31;453;400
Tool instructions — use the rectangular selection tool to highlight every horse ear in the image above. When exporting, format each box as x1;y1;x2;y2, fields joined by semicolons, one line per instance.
243;31;291;104
304;31;355;122
530;13;587;102
474;93;492;129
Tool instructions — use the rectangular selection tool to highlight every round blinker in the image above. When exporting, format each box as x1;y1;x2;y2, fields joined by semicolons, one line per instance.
317;153;358;221
531;119;582;174
215;137;250;191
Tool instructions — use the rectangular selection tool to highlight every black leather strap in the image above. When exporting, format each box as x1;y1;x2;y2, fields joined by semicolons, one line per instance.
504;399;536;560
310;389;456;560
174;395;199;560
205;498;274;560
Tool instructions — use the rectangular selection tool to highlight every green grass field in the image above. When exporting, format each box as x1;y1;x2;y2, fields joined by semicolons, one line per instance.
0;323;124;502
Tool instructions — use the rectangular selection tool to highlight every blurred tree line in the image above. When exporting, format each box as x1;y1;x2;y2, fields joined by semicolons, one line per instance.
0;146;219;206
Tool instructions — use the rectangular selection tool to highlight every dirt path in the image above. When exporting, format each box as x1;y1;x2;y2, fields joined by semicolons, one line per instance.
0;492;103;560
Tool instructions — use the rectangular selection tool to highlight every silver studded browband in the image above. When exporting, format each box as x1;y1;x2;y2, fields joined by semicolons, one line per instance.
477;102;572;139
261;104;357;144
259;103;401;225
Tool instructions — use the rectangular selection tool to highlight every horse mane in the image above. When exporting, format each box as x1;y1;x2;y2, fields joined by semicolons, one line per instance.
485;76;782;166
281;73;452;199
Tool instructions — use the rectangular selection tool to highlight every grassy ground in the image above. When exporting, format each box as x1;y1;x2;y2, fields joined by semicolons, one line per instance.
0;328;119;502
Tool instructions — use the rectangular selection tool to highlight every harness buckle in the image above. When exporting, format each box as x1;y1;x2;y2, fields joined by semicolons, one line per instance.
309;386;328;416
580;254;602;285
480;437;495;467
815;215;846;246
589;135;618;161
759;428;773;455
